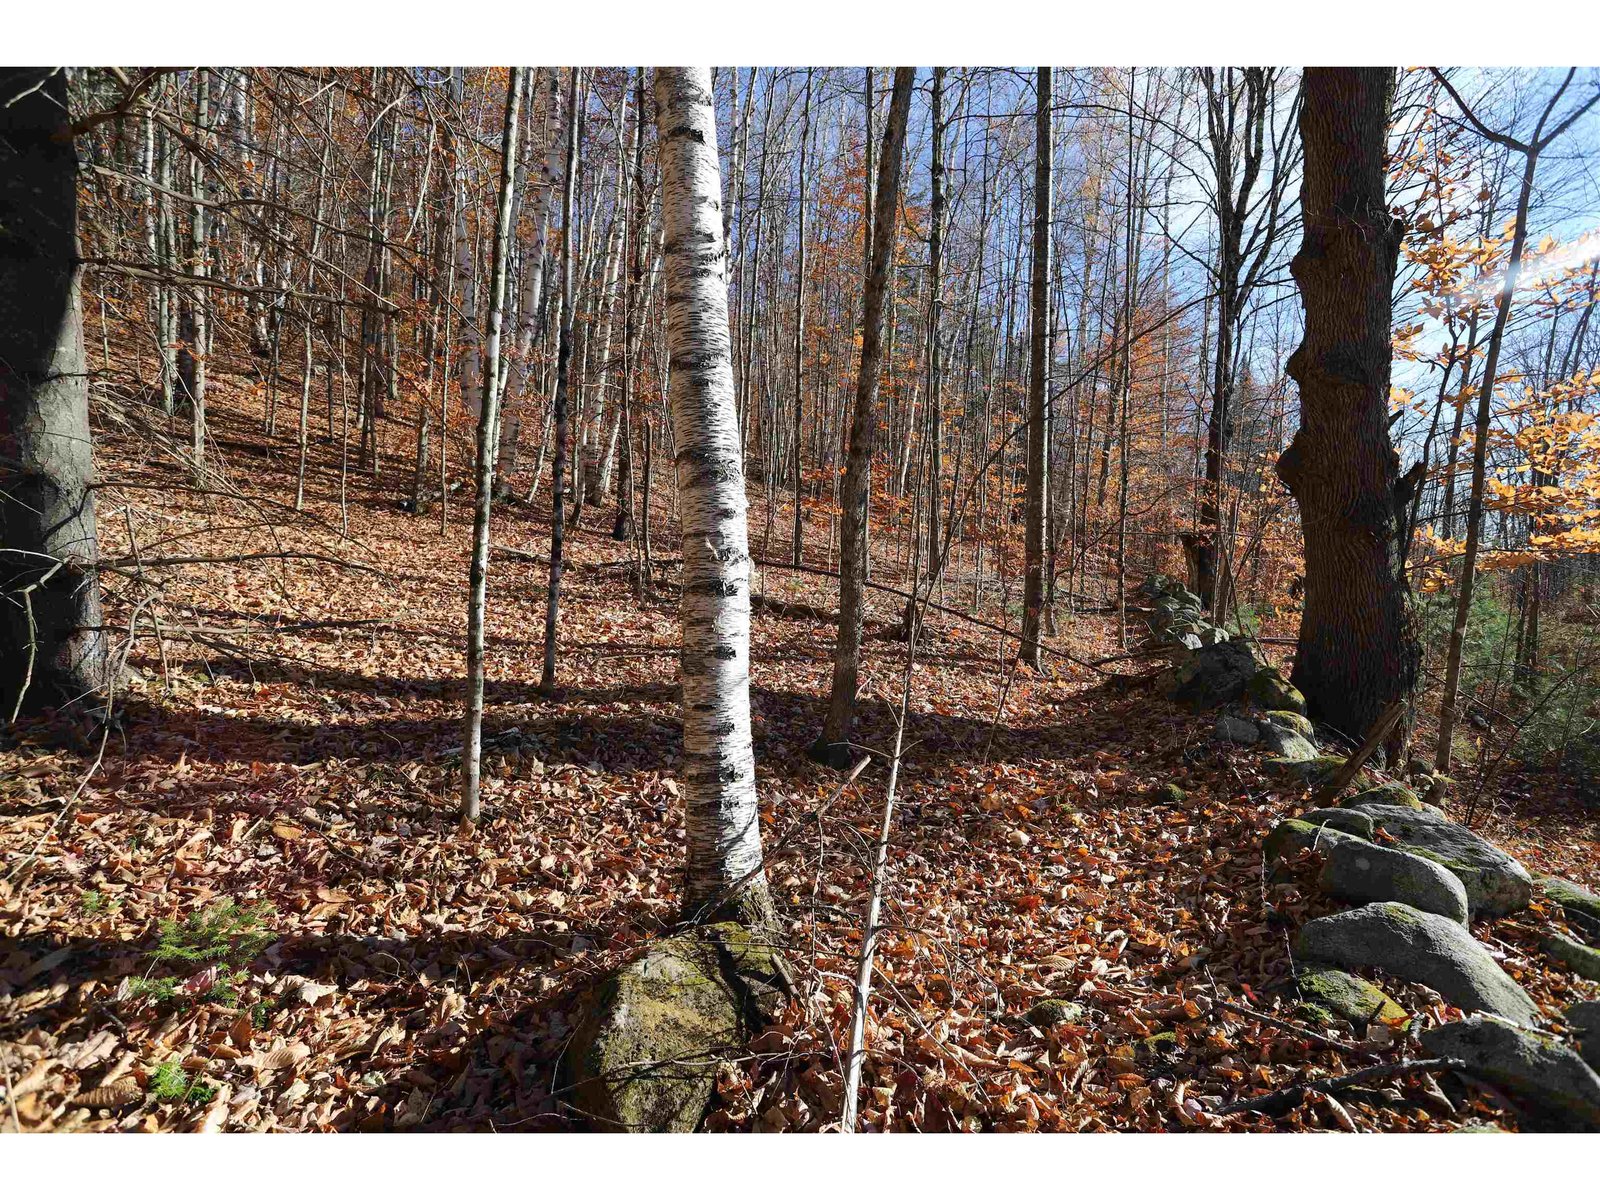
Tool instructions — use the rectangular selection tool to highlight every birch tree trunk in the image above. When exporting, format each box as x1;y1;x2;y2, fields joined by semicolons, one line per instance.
0;68;110;717
654;66;773;927
813;67;915;767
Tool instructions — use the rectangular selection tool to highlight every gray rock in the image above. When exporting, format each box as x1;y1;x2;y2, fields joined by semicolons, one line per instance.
1357;805;1533;918
1257;721;1319;762
1214;713;1260;745
1318;838;1470;923
1567;1001;1600;1074
1537;874;1600;939
1296;807;1375;838
1164;639;1259;711
1541;932;1600;983
1295;902;1539;1025
1421;1014;1600;1130
565;922;791;1131
1264;754;1370;789
1261;710;1315;739
1263;818;1361;867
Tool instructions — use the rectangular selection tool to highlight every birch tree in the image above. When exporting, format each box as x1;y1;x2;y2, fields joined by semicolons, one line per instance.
654;66;773;926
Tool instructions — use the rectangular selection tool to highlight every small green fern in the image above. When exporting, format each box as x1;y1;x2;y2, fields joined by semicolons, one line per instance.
148;1061;216;1105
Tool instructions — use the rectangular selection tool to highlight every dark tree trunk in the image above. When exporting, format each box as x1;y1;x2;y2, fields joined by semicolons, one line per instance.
1277;67;1420;752
0;68;110;717
812;67;915;766
1020;66;1052;669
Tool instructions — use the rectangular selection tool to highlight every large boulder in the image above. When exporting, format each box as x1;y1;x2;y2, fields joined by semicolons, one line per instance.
1538;874;1600;940
1261;710;1314;739
1567;1001;1600;1073
1214;713;1259;745
1257;720;1319;762
1289;963;1406;1026
1295;902;1539;1025
1247;665;1305;715
1342;781;1424;810
1264;754;1371;790
1296;807;1376;838
1358;805;1533;919
1421;1014;1600;1130
1318;839;1470;924
1263;818;1361;867
1163;639;1258;711
565;922;792;1131
1541;932;1600;983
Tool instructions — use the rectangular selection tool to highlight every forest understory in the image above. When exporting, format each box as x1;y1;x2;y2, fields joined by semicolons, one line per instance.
5;362;1600;1134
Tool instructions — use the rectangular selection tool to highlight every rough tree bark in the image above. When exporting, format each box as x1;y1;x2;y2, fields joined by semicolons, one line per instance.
811;67;916;767
654;66;773;927
0;68;110;717
1277;67;1420;752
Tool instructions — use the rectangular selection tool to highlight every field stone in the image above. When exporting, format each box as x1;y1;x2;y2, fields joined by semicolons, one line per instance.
1567;1001;1600;1073
1540;932;1600;983
1247;665;1306;714
1257;720;1319;761
1421;1014;1600;1130
1214;714;1259;745
1295;807;1375;839
1164;640;1259;711
1318;838;1470;923
1263;818;1361;867
1290;963;1406;1025
566;922;792;1131
1537;875;1600;939
1343;780;1424;810
1358;805;1533;918
1261;710;1314;739
1295;902;1539;1025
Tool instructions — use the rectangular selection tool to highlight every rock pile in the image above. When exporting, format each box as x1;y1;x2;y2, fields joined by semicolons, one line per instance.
1138;580;1600;1127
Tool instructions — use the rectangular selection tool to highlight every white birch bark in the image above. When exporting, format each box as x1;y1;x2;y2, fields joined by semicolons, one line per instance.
654;66;771;924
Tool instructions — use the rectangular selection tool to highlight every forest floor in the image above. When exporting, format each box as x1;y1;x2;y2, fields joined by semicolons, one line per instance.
4;371;1600;1133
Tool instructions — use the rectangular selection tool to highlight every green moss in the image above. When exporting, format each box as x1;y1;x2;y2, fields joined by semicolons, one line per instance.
1262;710;1314;738
1541;933;1600;983
1137;1031;1179;1057
1248;667;1306;715
1539;875;1600;939
1295;964;1407;1024
1025;998;1085;1027
1345;781;1423;810
1150;782;1187;805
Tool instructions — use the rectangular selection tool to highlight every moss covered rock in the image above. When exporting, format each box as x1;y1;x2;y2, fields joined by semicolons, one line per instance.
1025;998;1086;1028
1344;781;1423;810
1263;817;1360;867
1421;1014;1600;1130
565;922;792;1131
1262;710;1314;738
1164;639;1259;711
1264;754;1371;790
1319;838;1470;923
1567;1001;1600;1074
1296;808;1375;839
1541;933;1600;983
1358;805;1533;919
1538;875;1600;940
1150;782;1187;806
1296;902;1538;1025
1247;666;1306;714
1291;964;1406;1025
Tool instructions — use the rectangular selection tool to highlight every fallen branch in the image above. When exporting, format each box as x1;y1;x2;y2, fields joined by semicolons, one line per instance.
1216;1056;1469;1117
